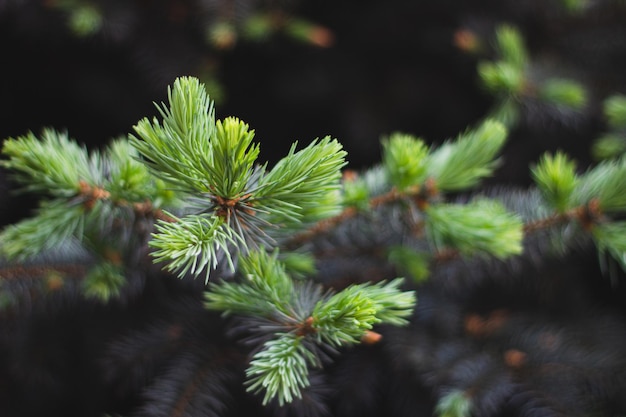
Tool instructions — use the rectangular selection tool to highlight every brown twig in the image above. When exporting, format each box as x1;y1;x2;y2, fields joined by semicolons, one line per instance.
285;179;439;250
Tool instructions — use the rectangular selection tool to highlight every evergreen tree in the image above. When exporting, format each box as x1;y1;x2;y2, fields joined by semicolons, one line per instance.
3;2;626;417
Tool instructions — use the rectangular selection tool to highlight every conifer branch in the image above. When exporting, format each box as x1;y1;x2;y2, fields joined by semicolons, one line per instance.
205;248;415;405
130;76;348;279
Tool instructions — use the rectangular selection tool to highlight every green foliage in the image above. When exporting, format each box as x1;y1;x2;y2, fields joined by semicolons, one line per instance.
278;252;317;278
131;77;346;278
210;117;260;198
425;200;523;259
0;202;85;260
478;25;527;96
592;134;626;161
604;94;626;129
1;129;97;197
358;278;416;325
255;137;347;224
592;222;626;270
561;0;590;13
206;248;415;404
205;250;293;316
245;333;314;406
435;390;473;417
0;130;178;273
478;24;588;118
387;245;430;283
311;279;416;347
572;157;626;213
82;262;126;301
427;119;508;191
7;74;626;410
539;78;587;110
531;151;579;213
341;174;371;210
382;133;429;191
494;25;527;68
131;77;218;194
68;3;102;36
312;286;378;346
478;61;526;95
592;95;626;160
150;214;238;282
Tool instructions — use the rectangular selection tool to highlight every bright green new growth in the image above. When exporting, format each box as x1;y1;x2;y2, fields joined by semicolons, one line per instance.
382;133;429;191
425;200;523;259
131;76;347;279
531;151;579;213
427;119;507;191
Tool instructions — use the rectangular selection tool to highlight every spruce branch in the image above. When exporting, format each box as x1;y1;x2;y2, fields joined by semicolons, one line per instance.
205;249;295;317
130;77;347;279
478;24;588;124
382;133;429;191
427;119;507;191
571;156;626;213
311;286;378;347
254;136;347;225
311;278;415;346
1;129;99;197
531;151;579;213
131;76;217;193
205;248;415;405
0;202;86;260
425;200;524;259
286;119;507;250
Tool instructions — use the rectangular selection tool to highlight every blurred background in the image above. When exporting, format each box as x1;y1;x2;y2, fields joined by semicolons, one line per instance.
2;0;626;220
